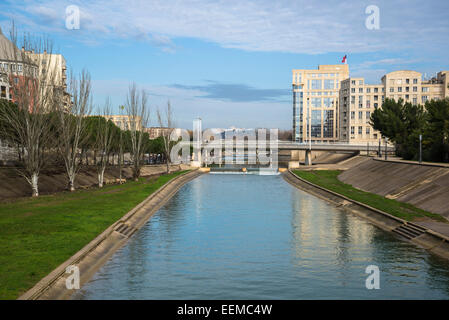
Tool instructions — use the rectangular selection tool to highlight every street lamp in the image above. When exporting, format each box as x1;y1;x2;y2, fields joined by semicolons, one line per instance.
419;134;422;164
307;97;311;150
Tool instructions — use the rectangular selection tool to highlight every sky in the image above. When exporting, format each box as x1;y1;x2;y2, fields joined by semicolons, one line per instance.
0;0;448;129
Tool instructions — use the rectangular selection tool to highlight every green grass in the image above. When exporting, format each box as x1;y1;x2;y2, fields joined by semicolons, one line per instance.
293;170;445;223
0;170;188;300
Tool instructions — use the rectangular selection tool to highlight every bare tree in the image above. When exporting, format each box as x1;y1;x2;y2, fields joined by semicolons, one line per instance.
0;23;59;196
118;105;125;184
56;69;92;191
157;100;174;173
95;98;115;188
125;83;149;180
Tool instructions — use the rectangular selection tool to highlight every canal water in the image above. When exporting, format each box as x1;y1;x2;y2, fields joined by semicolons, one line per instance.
73;174;449;299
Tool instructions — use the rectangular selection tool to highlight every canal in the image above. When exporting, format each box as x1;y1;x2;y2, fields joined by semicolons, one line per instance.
73;174;449;299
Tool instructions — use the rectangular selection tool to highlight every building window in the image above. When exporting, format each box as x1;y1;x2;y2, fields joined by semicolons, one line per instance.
351;80;356;85
397;87;402;92
324;79;334;89
358;111;363;119
323;98;333;107
413;78;418;84
359;88;363;93
351;88;355;93
358;126;362;135
374;88;378;93
311;98;321;107
311;79;322;90
366;111;371;119
311;110;321;138
323;110;334;138
390;87;394;92
374;103;378;108
422;96;428;103
422;87;429;92
351;111;355;119
374;95;378;101
366;127;370;135
366;88;371;93
366;100;371;108
413;86;417;92
351;126;355;134
413;98;417;104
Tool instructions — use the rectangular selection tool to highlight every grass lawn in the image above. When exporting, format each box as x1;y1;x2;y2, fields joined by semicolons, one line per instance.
293;170;445;223
0;170;188;300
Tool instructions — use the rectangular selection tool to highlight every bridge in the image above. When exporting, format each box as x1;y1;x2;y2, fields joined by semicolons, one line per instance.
179;140;395;166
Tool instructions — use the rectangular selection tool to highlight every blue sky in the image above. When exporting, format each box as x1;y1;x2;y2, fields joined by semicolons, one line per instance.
1;0;448;129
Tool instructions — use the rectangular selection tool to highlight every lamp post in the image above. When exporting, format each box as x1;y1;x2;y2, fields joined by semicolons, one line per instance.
419;134;422;164
378;139;381;158
307;97;311;150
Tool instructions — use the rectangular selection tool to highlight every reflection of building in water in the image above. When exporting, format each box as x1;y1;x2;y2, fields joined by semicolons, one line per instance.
191;176;203;221
290;188;376;264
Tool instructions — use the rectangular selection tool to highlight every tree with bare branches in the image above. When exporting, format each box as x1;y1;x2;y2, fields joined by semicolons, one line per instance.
0;24;60;196
125;83;149;180
95;99;115;188
56;69;92;191
157;100;174;173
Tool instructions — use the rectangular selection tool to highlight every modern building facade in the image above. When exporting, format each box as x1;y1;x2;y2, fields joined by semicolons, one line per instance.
143;127;183;139
339;70;449;144
106;115;142;131
0;27;67;108
293;65;449;145
292;64;349;143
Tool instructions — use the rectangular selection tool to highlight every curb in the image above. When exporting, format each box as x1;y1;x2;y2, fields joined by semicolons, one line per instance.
373;158;449;169
18;169;203;300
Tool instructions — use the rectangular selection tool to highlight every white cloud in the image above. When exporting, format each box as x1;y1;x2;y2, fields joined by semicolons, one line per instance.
2;0;449;54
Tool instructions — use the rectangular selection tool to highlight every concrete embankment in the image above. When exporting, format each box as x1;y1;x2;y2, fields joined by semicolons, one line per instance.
338;158;449;219
0;164;183;200
18;169;203;300
283;170;449;261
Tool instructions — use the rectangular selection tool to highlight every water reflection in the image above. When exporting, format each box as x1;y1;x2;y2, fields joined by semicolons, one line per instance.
73;174;449;299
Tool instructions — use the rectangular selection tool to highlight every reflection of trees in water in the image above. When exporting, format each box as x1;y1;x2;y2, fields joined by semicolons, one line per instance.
423;253;449;295
116;182;193;288
368;225;449;295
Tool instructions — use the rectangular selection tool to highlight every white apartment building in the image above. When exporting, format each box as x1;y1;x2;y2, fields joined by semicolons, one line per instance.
292;65;349;143
339;70;449;144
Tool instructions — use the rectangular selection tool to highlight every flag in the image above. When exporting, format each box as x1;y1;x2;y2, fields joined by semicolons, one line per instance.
342;55;347;63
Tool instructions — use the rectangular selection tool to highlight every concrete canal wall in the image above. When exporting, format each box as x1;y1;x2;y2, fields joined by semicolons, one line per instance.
338;158;449;219
0;164;184;200
18;169;204;300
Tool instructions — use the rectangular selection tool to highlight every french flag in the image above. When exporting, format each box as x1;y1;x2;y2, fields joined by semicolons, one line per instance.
342;55;347;64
